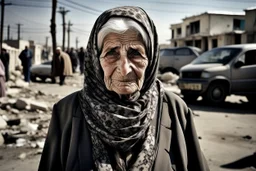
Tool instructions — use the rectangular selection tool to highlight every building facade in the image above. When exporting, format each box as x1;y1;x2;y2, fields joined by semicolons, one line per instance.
244;7;256;43
170;11;246;51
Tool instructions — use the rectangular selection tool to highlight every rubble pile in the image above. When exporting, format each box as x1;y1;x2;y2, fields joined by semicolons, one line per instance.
0;70;61;159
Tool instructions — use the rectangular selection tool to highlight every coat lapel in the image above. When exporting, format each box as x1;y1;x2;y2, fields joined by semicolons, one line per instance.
153;102;174;171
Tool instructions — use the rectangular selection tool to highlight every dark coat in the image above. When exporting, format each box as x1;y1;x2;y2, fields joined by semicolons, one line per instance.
38;91;209;171
52;51;73;77
19;49;32;68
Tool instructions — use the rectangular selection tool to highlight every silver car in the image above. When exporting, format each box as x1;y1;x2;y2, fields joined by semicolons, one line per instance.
158;46;202;75
178;44;256;104
30;61;55;82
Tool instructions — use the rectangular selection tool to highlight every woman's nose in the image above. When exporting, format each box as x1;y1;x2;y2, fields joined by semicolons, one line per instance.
118;53;132;76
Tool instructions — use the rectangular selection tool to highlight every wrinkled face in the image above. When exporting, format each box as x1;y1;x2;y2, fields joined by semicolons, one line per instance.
100;30;148;95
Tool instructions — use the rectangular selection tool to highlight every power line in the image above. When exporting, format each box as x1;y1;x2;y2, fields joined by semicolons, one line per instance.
11;0;51;2
11;3;51;8
64;0;102;13
58;1;100;16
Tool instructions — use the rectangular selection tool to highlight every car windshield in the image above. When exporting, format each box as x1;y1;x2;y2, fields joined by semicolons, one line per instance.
192;48;242;64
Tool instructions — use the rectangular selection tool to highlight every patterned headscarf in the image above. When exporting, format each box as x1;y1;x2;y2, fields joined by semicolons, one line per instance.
79;6;164;170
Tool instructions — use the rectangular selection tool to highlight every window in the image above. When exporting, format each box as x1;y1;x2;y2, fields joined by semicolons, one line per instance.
160;49;174;56
172;30;174;38
186;40;193;46
244;50;256;66
212;39;218;48
177;28;182;35
190;21;200;34
175;48;191;55
233;19;245;30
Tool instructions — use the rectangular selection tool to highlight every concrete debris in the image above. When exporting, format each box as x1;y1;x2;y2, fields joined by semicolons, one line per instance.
0;71;60;148
0;116;7;129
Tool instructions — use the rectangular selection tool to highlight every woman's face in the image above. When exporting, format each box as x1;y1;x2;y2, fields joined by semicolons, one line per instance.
100;30;148;95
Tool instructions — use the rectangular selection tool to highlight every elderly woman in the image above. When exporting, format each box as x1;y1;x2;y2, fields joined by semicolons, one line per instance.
39;6;209;171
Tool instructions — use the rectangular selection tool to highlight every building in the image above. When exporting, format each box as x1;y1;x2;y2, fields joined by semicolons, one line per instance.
4;39;44;68
170;11;246;51
244;6;256;43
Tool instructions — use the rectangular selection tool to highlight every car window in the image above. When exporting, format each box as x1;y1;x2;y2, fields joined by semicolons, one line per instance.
175;48;191;55
160;49;174;56
192;48;242;64
244;50;256;66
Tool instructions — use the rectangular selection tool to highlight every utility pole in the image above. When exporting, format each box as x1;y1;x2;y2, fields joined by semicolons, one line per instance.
0;0;12;53
50;0;57;74
67;20;72;50
45;36;49;49
17;23;23;41
58;7;69;51
76;37;79;49
7;25;10;40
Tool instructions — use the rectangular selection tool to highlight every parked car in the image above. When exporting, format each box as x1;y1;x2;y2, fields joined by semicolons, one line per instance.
30;61;54;82
177;43;256;104
158;46;202;75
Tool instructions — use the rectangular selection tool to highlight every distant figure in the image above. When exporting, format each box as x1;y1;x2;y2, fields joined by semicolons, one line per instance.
68;47;78;73
77;47;86;74
51;47;73;86
0;60;6;97
19;46;33;83
0;48;10;82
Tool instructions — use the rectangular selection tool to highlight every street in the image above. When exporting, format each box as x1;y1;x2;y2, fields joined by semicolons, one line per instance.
0;74;255;171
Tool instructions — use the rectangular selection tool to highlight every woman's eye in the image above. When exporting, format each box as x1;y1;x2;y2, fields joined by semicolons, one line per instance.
128;49;142;58
106;49;118;56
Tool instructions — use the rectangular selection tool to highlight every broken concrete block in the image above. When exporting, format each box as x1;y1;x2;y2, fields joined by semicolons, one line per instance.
15;98;30;110
30;101;48;112
0;133;4;146
0;116;7;129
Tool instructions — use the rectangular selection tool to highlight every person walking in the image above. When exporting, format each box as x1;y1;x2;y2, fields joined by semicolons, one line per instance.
51;47;73;85
77;47;86;75
67;47;78;73
0;60;6;97
0;48;10;82
19;46;33;83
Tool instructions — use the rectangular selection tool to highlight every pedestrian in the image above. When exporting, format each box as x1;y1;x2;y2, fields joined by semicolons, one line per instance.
18;46;33;83
0;60;6;97
39;6;209;171
68;47;78;73
51;47;73;85
77;47;86;75
0;48;10;82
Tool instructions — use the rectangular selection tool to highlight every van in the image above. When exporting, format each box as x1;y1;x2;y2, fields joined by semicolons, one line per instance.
177;44;256;104
158;46;202;75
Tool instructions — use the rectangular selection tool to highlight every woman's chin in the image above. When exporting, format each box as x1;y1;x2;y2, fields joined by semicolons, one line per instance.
113;85;137;95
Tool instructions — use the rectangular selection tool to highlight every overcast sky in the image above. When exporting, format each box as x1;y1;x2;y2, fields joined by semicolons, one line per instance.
3;0;256;49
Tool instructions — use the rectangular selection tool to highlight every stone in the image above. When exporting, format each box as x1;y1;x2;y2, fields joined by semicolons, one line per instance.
30;101;48;112
0;116;7;129
0;134;4;146
15;98;30;110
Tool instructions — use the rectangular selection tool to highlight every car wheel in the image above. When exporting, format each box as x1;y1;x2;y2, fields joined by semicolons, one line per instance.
182;93;199;103
40;77;46;82
246;95;255;104
30;75;36;82
51;77;56;84
204;83;227;104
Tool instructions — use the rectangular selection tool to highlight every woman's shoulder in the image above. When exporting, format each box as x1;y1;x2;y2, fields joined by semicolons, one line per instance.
54;91;81;116
163;90;187;107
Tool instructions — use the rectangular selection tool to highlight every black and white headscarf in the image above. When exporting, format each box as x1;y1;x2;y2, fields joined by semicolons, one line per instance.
79;6;164;171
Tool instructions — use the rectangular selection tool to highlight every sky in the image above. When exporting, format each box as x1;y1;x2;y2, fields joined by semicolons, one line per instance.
2;0;256;49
